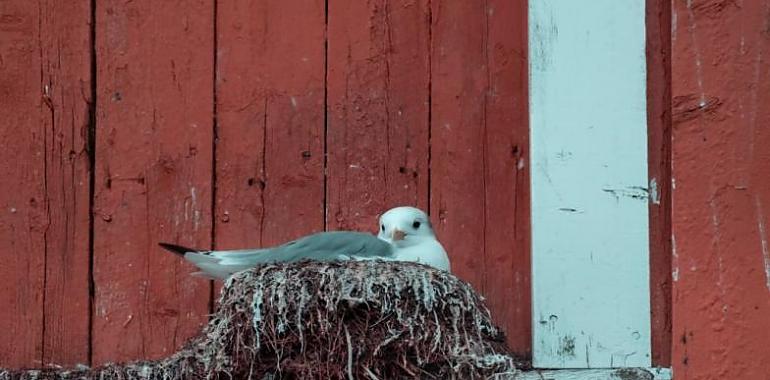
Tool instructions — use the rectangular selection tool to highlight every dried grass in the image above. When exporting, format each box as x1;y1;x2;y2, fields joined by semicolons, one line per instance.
1;260;523;379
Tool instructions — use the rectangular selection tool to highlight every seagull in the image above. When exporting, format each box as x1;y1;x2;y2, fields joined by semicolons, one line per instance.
159;206;450;279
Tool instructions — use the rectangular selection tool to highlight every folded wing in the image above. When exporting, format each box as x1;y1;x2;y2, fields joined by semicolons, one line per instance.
159;231;394;279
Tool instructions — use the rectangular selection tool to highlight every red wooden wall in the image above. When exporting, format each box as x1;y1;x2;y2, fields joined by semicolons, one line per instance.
0;0;92;367
0;0;529;368
671;0;770;379
647;0;673;368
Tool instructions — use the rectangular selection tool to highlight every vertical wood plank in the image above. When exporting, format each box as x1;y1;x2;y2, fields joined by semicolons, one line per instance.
480;0;530;356
430;0;530;355
529;0;651;368
0;0;92;368
326;0;430;232
215;0;326;251
93;0;213;364
672;1;770;378
39;0;93;367
0;1;48;368
430;1;486;292
645;0;672;367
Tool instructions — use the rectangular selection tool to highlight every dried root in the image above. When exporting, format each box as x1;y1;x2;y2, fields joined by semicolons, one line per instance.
1;260;524;379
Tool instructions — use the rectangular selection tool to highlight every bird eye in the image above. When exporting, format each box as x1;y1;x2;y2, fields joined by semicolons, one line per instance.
412;221;421;229
381;224;385;232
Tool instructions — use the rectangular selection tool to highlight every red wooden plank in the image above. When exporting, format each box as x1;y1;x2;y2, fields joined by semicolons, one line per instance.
326;0;431;232
430;0;487;305
38;0;93;367
0;1;48;368
672;1;770;378
483;0;530;357
215;0;326;252
0;0;92;368
92;0;214;364
430;1;530;355
646;0;672;367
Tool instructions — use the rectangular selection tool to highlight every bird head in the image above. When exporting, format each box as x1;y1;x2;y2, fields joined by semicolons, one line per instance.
377;206;436;248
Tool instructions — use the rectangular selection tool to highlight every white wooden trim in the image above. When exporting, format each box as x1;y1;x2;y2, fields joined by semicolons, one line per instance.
514;368;672;380
529;0;651;368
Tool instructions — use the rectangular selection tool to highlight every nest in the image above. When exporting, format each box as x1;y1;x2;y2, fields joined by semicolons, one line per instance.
1;260;523;379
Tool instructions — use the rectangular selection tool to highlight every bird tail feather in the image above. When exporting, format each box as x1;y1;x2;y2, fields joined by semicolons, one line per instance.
160;242;277;279
158;242;201;256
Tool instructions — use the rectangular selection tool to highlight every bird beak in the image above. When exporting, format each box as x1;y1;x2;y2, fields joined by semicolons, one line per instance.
391;228;406;241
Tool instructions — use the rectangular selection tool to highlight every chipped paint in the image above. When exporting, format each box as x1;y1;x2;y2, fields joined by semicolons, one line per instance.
755;196;770;292
558;335;577;358
602;186;650;202
190;187;201;231
672;235;679;282
649;178;660;205
514;368;672;380
530;0;650;368
708;198;728;315
685;1;707;107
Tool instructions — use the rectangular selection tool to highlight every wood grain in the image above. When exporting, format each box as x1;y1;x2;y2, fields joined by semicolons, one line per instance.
515;368;671;380
479;0;530;356
0;0;644;368
430;0;530;355
0;0;92;368
326;0;431;232
0;0;49;368
92;0;214;364
215;0;326;252
529;0;651;368
38;0;93;367
646;0;672;367
430;0;488;295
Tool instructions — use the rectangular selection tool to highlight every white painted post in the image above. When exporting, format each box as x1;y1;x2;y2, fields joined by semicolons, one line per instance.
529;0;651;368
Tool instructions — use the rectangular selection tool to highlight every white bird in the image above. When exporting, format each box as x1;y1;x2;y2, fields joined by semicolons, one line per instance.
159;206;450;279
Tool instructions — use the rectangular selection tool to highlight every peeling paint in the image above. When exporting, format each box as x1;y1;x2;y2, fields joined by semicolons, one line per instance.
672;235;679;282
530;4;558;71
685;2;707;107
671;5;678;44
558;335;577;358
601;186;649;202
709;198;728;316
649;178;660;205
755;196;770;292
530;0;650;368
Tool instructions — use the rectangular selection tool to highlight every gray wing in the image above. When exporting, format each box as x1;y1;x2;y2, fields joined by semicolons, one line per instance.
184;231;394;279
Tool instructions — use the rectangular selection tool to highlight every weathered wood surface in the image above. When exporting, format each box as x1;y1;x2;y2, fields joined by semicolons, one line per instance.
92;0;214;365
515;368;672;380
645;0;672;368
672;0;770;378
0;0;684;370
0;0;92;368
0;0;531;366
326;0;431;232
430;0;531;355
215;0;326;251
529;0;652;368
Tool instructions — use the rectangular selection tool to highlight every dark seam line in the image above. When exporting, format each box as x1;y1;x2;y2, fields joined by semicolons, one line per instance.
209;0;219;315
87;0;98;365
